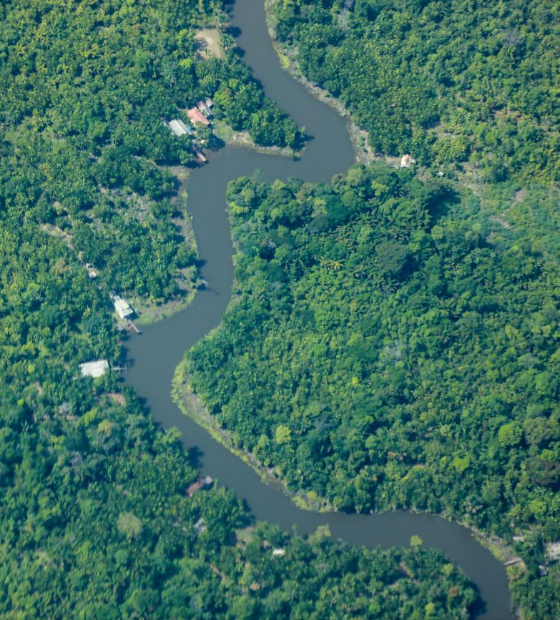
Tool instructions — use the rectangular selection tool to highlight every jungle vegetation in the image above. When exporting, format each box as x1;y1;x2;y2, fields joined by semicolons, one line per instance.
0;0;302;305
0;222;476;619
270;0;560;185
0;226;476;619
186;165;560;617
0;0;479;617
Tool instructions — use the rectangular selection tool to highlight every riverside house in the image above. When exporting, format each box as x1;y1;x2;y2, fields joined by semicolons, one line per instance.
187;107;211;126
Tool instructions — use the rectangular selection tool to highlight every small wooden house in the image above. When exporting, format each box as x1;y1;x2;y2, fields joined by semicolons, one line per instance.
187;475;213;497
188;108;211;126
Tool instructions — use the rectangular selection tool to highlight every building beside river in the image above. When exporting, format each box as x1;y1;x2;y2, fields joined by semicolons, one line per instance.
80;360;109;378
188;107;211;126
113;295;133;320
187;476;213;497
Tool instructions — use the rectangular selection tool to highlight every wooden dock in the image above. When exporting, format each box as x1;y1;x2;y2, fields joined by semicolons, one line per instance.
127;320;142;334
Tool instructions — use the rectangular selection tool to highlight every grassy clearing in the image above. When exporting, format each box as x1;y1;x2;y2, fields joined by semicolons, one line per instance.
195;29;224;60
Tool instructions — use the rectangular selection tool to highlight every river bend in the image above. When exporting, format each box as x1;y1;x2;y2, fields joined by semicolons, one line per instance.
125;1;512;617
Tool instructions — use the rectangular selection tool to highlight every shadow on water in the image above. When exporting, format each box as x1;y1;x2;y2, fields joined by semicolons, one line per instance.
124;0;513;617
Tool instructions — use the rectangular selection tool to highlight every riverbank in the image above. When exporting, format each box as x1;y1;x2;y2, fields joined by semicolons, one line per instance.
125;0;514;615
172;357;331;512
173;353;524;594
263;0;378;166
261;0;524;599
132;121;301;327
126;166;201;326
213;118;300;159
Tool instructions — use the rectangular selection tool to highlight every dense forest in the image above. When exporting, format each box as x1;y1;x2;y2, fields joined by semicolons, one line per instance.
0;0;302;305
0;0;481;617
186;164;560;616
0;230;476;618
0;225;476;618
270;0;560;184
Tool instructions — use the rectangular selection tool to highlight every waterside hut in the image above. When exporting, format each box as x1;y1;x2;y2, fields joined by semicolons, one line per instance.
113;296;133;320
80;360;109;378
188;107;211;126
187;476;213;497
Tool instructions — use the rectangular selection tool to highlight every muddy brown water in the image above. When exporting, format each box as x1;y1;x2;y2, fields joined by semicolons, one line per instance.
125;1;512;617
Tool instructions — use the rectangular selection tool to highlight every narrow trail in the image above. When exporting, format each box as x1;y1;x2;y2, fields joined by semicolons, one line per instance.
125;1;512;617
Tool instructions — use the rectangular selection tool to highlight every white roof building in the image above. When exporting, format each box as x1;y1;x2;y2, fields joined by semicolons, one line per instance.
168;119;190;137
80;360;109;378
113;296;133;320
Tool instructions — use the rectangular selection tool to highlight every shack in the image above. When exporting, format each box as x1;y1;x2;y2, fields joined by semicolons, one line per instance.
187;475;213;497
80;360;109;378
168;119;192;137
113;296;133;320
188;107;211;126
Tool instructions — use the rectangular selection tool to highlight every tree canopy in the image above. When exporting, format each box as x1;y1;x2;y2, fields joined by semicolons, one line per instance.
187;164;560;617
271;0;560;184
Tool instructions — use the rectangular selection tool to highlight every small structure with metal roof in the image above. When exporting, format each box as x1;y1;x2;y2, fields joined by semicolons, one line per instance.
113;295;133;320
168;119;191;137
80;360;110;378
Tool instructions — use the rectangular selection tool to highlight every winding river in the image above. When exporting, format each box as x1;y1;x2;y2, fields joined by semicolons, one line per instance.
125;1;512;617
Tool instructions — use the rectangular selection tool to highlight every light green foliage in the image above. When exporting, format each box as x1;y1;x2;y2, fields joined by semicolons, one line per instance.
117;512;143;540
275;424;292;444
0;1;476;618
273;0;560;184
188;164;560;617
0;0;301;304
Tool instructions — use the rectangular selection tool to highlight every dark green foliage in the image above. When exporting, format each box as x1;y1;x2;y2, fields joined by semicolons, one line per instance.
187;164;560;615
0;0;301;304
0;221;475;618
272;0;560;183
0;0;476;617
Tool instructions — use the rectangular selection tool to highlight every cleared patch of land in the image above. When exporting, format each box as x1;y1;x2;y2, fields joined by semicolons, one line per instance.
195;29;224;59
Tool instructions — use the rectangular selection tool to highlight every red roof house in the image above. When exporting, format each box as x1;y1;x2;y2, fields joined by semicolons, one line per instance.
188;107;210;126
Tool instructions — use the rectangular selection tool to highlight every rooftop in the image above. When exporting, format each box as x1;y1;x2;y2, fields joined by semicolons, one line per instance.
169;119;190;137
80;360;109;378
188;108;210;126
